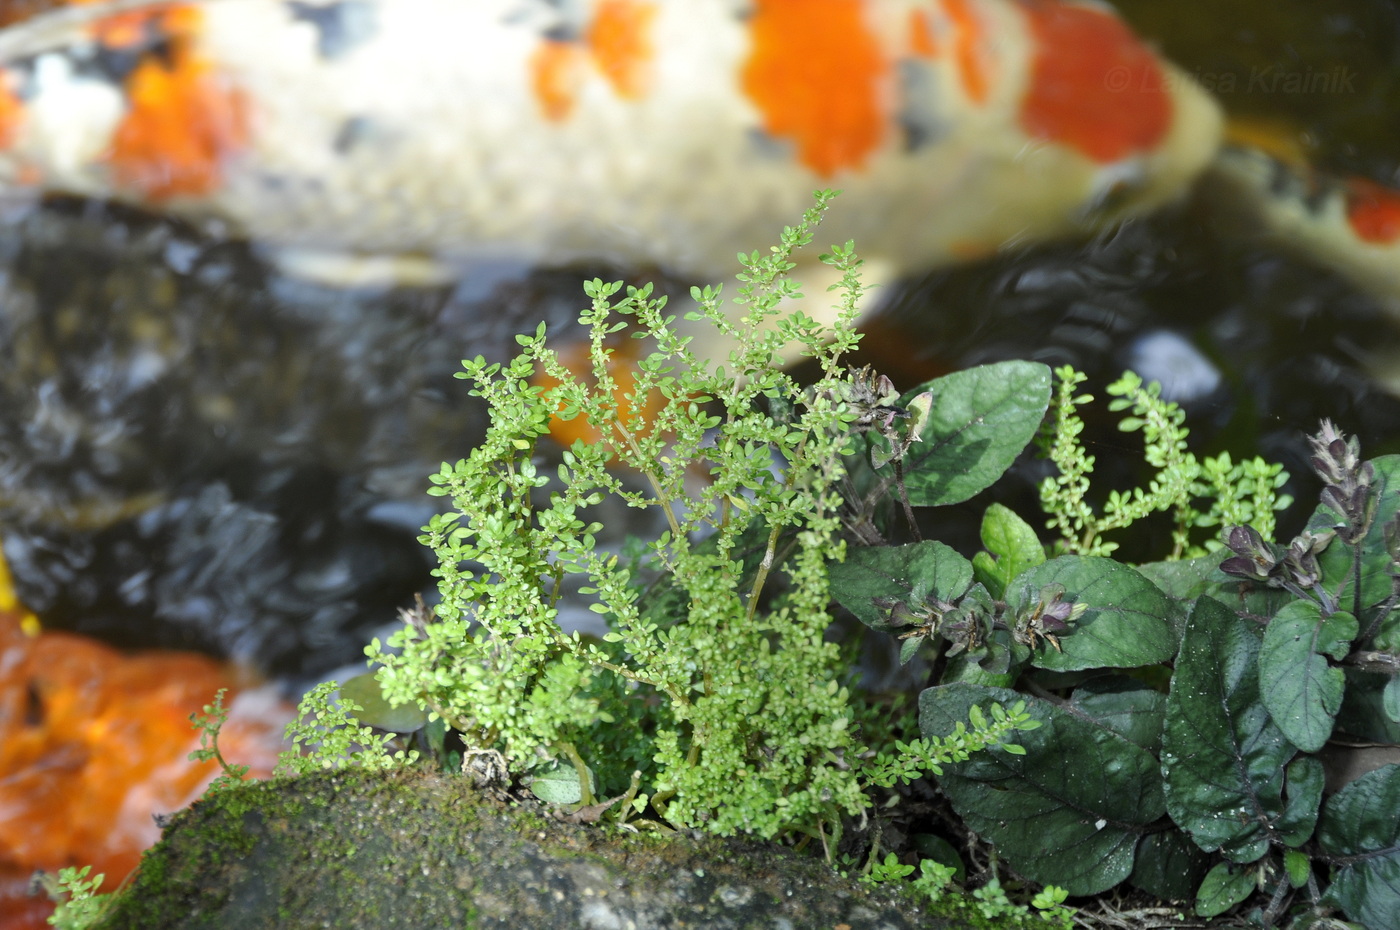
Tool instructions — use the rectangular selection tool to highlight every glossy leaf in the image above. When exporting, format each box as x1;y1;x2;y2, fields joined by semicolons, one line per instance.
1195;862;1254;918
920;682;1164;895
892;361;1051;507
1318;765;1400;929
828;540;972;630
1129;831;1210;902
971;503;1046;598
1008;557;1176;672
1259;601;1355;752
1277;756;1325;848
1070;677;1167;756
1162;597;1297;864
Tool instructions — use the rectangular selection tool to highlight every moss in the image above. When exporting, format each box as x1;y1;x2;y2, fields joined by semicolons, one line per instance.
89;769;1003;929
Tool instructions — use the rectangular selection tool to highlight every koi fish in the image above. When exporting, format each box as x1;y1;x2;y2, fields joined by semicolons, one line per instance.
0;552;291;930
0;0;1227;306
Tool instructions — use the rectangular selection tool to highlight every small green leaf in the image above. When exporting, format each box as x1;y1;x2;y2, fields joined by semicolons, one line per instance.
1284;849;1311;888
1276;756;1324;848
1384;676;1400;724
1259;601;1354;752
1163;597;1297;864
1195;862;1254;918
899;635;925;666
894;361;1052;507
913;834;966;884
529;762;594;805
973;503;1046;598
338;673;429;734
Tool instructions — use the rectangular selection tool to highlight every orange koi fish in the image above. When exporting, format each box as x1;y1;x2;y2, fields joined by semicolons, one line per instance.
0;553;292;930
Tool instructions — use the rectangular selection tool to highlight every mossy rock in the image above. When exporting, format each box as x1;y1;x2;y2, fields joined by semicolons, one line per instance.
92;769;1003;929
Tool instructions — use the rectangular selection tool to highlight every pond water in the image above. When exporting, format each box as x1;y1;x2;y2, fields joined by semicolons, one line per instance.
0;0;1397;679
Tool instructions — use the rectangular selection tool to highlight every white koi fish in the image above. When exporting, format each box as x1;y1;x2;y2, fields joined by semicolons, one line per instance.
0;0;1392;325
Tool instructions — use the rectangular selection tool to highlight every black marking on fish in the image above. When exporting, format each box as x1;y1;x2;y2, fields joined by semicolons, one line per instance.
897;60;948;153
332;115;374;154
288;0;378;60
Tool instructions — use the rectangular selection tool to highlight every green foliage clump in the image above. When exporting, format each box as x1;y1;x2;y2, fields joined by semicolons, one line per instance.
40;866;109;930
834;363;1400;927
1039;366;1291;557
364;191;1035;841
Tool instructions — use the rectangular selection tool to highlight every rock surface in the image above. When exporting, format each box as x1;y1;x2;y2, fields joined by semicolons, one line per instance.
90;769;986;930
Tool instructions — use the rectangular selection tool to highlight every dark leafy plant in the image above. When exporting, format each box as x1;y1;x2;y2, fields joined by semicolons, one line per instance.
832;361;1400;928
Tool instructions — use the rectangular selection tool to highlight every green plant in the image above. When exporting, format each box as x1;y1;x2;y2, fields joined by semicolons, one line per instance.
275;681;421;776
362;191;1036;842
1039;366;1291;557
188;688;251;793
832;363;1400;927
39;866;108;929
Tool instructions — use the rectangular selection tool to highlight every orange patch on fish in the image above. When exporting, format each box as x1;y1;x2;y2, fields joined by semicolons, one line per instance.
741;0;891;176
0;69;25;150
103;6;249;200
1346;177;1400;245
536;338;668;452
907;8;938;58
943;0;990;104
1017;0;1172;163
585;0;657;99
531;39;590;122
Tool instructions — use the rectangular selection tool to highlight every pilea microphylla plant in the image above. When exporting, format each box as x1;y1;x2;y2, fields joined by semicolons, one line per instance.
242;192;1394;929
367;191;1039;847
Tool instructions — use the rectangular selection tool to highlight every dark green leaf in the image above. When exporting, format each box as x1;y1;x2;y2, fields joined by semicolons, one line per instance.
1384;676;1400;724
919;682;1165;895
1135;554;1225;601
1259;601;1355;752
893;361;1051;507
1338;669;1400;744
828;540;972;630
1008;557;1176;671
1130;831;1210;902
339;673;429;733
1163;597;1297;863
1317;765;1400;929
912;834;967;884
1277;756;1325;848
972;503;1046;598
1195;862;1254;918
1071;677;1167;756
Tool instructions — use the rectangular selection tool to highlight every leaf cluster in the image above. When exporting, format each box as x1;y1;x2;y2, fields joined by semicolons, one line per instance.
834;363;1400;927
348;191;1035;842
